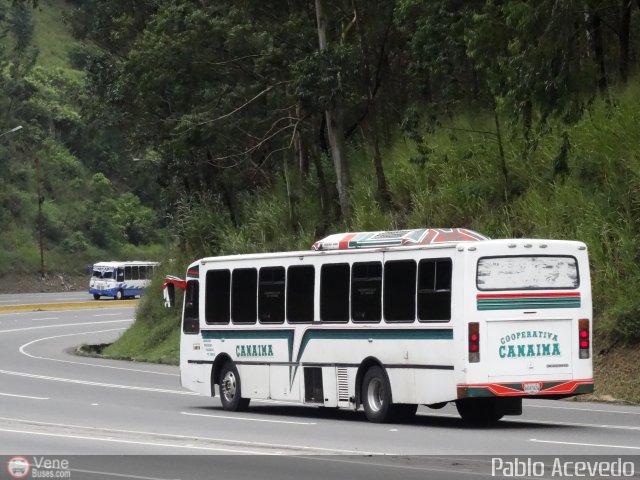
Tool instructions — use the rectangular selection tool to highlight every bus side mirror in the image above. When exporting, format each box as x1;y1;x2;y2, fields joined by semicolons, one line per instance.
164;283;176;308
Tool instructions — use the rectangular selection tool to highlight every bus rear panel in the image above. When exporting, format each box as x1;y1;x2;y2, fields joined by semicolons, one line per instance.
456;239;593;402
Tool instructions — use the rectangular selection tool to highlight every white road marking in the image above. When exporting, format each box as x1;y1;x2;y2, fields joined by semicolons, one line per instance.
0;416;386;455
530;438;640;450
0;319;132;334
181;411;317;425
70;469;180;480
299;456;490;476
0;427;267;454
420;412;640;431
527;403;640;416
0;368;198;395
31;317;60;321
94;313;122;317
19;329;179;376
0;392;48;400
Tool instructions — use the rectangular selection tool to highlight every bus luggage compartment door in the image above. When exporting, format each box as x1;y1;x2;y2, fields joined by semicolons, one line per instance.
486;318;573;379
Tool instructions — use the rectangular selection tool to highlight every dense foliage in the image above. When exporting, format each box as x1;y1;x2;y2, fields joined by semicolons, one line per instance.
3;0;640;343
0;0;162;275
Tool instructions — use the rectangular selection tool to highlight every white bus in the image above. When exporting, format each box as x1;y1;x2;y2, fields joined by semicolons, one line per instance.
178;228;593;423
89;261;159;300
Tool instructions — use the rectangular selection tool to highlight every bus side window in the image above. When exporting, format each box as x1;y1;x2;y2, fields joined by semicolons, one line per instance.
232;268;257;324
351;262;382;323
384;260;416;322
320;264;349;322
125;266;132;281
206;269;230;324
116;268;124;282
287;265;314;323
418;258;452;321
259;267;285;323
183;280;200;334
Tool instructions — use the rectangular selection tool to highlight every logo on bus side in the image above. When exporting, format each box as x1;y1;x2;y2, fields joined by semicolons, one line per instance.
236;344;274;358
499;330;560;359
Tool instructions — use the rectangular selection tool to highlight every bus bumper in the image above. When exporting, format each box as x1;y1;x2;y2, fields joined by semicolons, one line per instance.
89;287;118;297
456;379;594;399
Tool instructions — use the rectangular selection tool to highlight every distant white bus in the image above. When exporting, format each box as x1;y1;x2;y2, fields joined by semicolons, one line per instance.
89;261;159;300
177;228;593;423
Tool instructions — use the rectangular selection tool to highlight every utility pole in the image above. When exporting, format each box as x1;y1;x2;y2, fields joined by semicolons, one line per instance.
35;155;45;279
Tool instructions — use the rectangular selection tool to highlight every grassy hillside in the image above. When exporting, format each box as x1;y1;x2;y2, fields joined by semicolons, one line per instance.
32;0;75;70
0;0;165;279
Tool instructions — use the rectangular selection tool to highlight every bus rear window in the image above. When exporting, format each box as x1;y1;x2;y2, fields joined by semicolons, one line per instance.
477;256;579;290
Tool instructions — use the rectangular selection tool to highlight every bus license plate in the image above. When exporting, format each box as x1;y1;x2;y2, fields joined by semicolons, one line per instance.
523;383;541;394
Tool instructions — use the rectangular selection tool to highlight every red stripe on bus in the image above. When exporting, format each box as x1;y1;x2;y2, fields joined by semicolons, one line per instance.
476;292;581;299
339;233;357;250
458;379;594;397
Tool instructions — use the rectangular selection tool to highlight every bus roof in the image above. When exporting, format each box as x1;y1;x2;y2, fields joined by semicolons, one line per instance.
192;236;587;271
312;228;489;251
92;261;159;268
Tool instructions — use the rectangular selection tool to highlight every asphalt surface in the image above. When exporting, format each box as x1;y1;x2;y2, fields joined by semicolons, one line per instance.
0;295;638;479
0;291;100;306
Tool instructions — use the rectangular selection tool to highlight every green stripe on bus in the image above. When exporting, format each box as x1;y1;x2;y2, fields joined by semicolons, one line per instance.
477;298;581;310
296;328;453;364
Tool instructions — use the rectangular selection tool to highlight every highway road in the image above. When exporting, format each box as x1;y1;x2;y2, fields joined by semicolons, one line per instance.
0;291;98;306
0;295;638;479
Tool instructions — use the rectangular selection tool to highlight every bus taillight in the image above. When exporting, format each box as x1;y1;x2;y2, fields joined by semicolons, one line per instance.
579;319;590;359
469;322;480;363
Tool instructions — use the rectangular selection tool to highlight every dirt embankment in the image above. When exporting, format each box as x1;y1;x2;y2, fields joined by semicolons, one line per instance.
0;272;87;294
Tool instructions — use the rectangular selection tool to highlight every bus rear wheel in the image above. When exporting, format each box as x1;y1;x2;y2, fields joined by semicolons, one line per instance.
219;361;250;412
93;294;100;300
362;366;404;423
455;398;504;424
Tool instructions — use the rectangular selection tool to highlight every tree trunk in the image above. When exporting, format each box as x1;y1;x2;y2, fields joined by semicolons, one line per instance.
312;115;331;233
591;11;608;94
366;109;391;210
315;0;351;219
619;0;631;83
295;103;308;180
493;107;509;203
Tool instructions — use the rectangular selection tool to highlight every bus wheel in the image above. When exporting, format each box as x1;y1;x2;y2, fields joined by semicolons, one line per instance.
93;294;100;300
455;398;504;424
219;362;250;412
362;366;393;423
115;290;124;300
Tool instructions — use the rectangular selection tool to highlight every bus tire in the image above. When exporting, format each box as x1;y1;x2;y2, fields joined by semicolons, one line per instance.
361;366;394;423
93;294;100;300
455;398;504;424
115;290;124;300
219;361;250;412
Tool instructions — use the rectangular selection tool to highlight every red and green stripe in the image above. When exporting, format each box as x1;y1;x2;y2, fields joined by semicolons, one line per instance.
457;379;594;398
477;292;581;311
